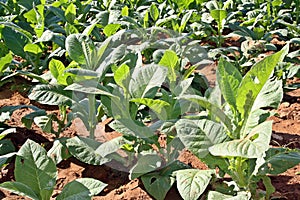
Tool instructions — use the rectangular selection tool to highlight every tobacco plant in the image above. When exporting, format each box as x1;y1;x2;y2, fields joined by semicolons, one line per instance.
0;139;107;200
175;45;300;199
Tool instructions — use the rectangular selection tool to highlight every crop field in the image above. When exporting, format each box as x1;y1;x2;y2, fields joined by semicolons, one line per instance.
0;0;300;199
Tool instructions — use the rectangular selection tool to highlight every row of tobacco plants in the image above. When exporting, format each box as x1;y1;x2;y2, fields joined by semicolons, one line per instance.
1;0;300;199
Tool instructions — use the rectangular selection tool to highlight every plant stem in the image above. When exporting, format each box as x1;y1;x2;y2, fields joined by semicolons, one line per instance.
235;157;247;189
88;94;96;140
218;24;222;48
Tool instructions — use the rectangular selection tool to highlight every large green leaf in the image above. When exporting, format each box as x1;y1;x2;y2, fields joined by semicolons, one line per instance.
236;45;288;120
21;110;47;130
1;70;48;84
66;34;94;65
17;0;42;10
103;24;121;36
0;52;13;73
176;169;214;200
252;78;283;111
209;121;272;158
34;115;54;133
57;178;107;200
149;3;159;21
129;64;167;98
0;105;41;121
0;22;33;41
0;139;15;155
65;3;76;24
258;148;300;175
130;98;170;120
173;77;193;96
49;59;68;85
95;136;129;157
141;161;188;200
129;154;163;179
171;0;194;10
66;137;110;165
47;138;71;164
2;27;29;58
23;4;45;37
207;191;251;200
113;64;130;94
0;152;15;168
24;43;43;55
210;9;227;31
0;182;39;200
242;79;283;136
159;50;178;83
28;84;74;106
217;58;242;111
179;95;233;132
65;82;114;97
15;139;57;200
176;119;228;158
117;119;156;141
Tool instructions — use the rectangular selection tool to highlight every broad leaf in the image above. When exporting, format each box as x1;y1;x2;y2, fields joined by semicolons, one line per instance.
29;84;74;106
114;64;130;93
15;140;57;200
149;3;159;21
176;169;214;200
258;148;300;175
24;43;42;55
210;9;227;31
49;59;69;85
236;45;288;120
129;154;163;179
0;22;32;41
242;79;282;136
65;68;100;78
0;105;41;120
57;178;107;200
207;191;251;200
209;121;272;158
95;136;129;157
130;98;170;120
65;82;114;97
118;119;155;140
66;137;110;165
103;24;121;36
49;59;65;79
0;152;16;168
176;119;228;158
159;50;178;83
0;52;13;73
66;34;93;65
65;3;76;23
173;77;194;96
0;182;39;200
1;70;48;84
2;27;29;58
47;138;71;164
217;58;242;110
0;139;15;155
141;161;188;200
179;95;233;132
129;64;167;98
21;110;47;129
171;0;194;10
34;115;54;133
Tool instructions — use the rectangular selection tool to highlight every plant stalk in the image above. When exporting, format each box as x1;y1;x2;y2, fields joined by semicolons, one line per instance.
235;157;247;189
88;94;96;140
